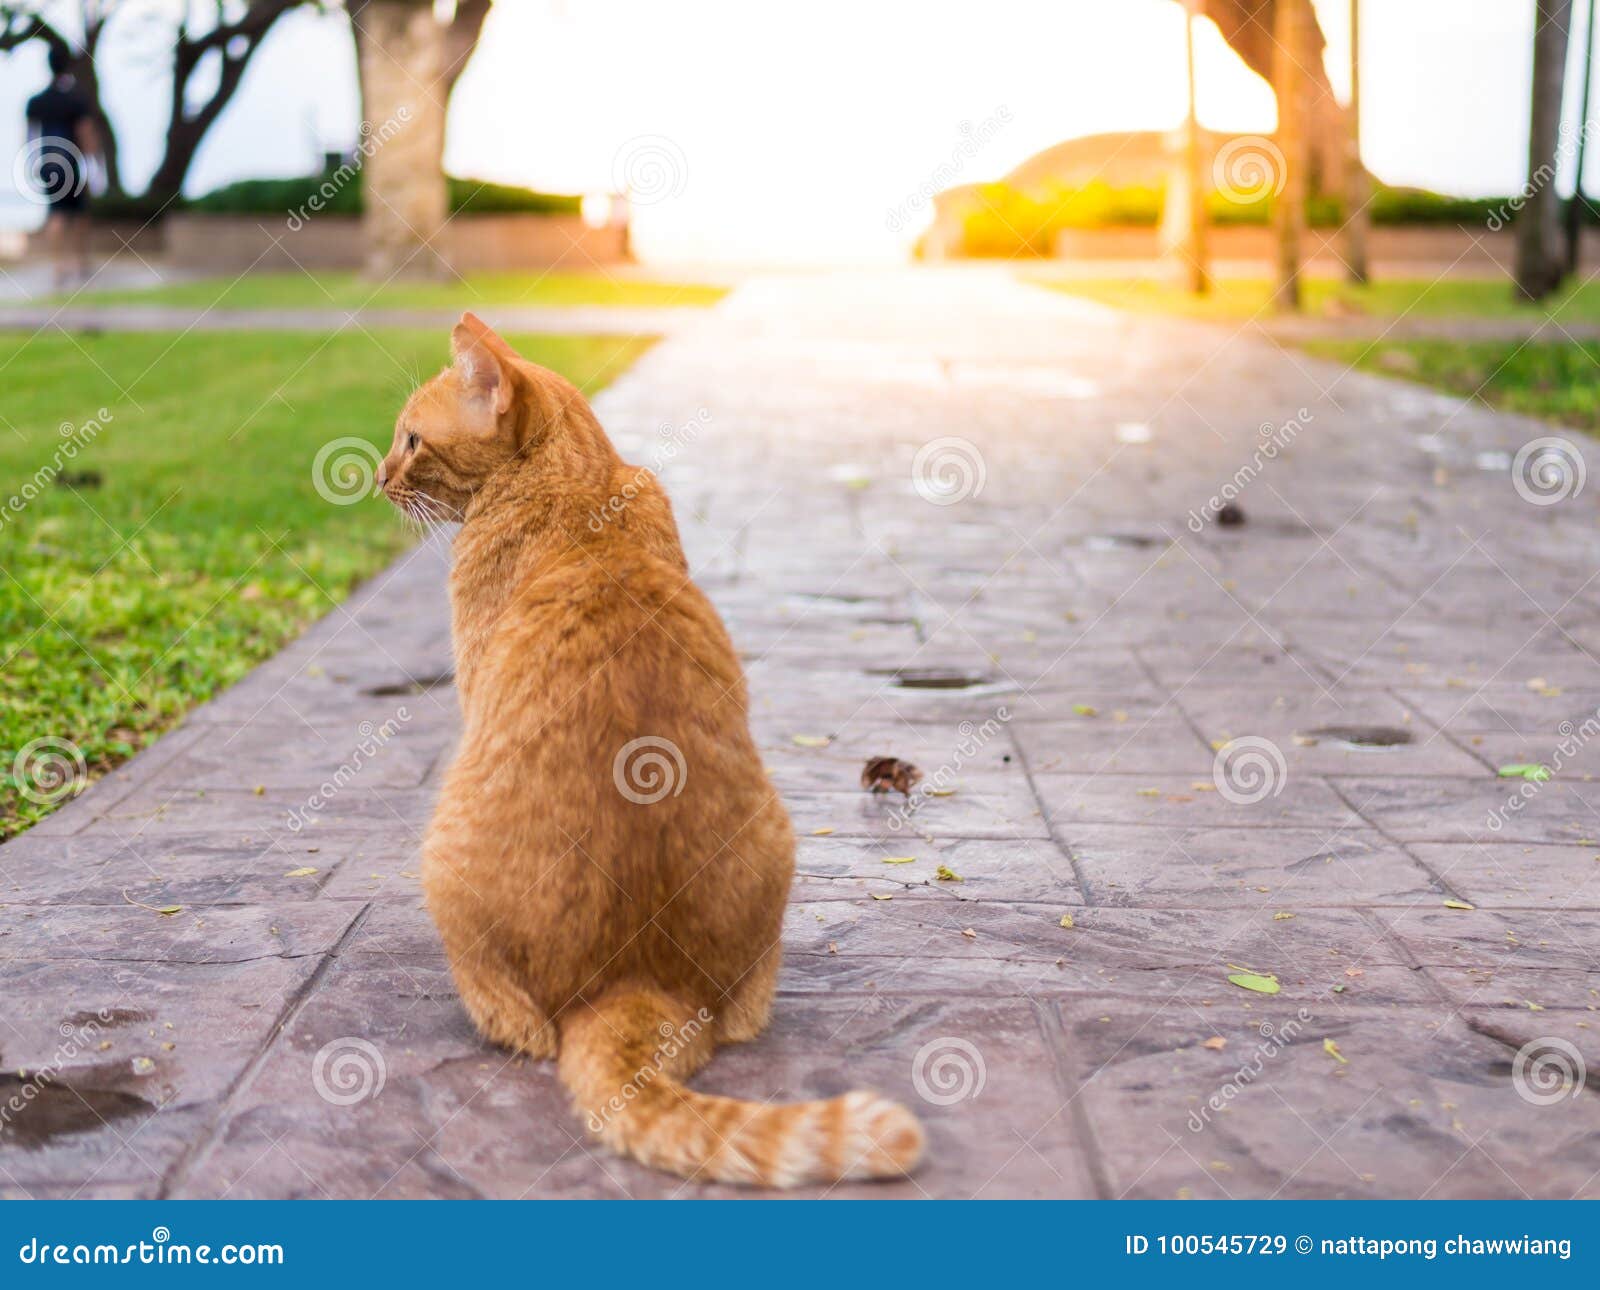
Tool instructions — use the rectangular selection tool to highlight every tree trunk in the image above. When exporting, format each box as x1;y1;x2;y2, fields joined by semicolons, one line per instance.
1271;0;1308;311
1517;0;1575;301
1342;0;1369;284
354;0;451;279
1180;0;1210;293
1566;0;1595;273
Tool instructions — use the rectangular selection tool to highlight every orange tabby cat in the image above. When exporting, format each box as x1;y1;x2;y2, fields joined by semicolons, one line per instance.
376;314;923;1187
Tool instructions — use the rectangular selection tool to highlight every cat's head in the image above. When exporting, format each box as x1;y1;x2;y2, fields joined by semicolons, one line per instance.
377;313;532;522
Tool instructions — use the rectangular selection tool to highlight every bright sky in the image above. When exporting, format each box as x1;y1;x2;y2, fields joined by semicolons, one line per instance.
0;0;1581;263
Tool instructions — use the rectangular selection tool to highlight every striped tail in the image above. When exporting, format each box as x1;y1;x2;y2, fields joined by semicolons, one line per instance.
557;986;923;1188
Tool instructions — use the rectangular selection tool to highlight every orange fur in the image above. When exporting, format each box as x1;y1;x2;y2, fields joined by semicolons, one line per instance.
378;314;923;1188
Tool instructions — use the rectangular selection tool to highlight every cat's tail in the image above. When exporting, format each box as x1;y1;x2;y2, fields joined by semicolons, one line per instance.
557;985;923;1188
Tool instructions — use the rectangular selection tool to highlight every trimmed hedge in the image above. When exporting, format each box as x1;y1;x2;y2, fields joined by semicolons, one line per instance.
180;170;581;218
954;181;1556;258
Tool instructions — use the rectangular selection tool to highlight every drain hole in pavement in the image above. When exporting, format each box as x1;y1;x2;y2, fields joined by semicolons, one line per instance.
1299;724;1413;748
873;667;988;690
0;1076;151;1149
363;671;454;697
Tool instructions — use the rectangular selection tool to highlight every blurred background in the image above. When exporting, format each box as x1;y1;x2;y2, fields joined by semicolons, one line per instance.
8;0;1600;834
0;0;1583;267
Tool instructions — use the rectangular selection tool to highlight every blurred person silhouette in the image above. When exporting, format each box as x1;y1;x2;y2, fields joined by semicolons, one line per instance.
25;45;100;289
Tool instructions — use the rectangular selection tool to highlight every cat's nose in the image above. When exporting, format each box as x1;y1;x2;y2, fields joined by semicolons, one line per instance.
375;463;387;490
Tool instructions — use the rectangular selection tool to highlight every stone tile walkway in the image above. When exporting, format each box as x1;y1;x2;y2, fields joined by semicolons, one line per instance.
4;266;1599;1198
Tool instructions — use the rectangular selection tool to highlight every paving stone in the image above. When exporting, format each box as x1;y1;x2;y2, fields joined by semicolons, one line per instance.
175;961;1092;1198
0;954;335;1193
138;722;444;793
85;786;435;842
781;786;1049;840
782;902;1431;1006
10;269;1600;1197
1010;717;1216;775
1374;906;1600;1009
1054;999;1600;1199
1395;684;1600;734
1061;823;1445;907
1406;841;1600;910
1336;775;1600;844
793;835;1085;906
1037;773;1365;831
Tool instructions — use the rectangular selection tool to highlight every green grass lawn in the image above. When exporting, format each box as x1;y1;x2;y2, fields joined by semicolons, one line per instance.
1032;275;1600;324
1304;338;1600;431
71;271;728;312
0;328;654;838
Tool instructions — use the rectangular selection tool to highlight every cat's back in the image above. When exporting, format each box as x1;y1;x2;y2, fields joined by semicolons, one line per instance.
465;536;745;732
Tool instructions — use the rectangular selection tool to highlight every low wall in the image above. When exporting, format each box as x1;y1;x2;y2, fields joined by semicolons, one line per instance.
160;212;629;274
16;218;168;259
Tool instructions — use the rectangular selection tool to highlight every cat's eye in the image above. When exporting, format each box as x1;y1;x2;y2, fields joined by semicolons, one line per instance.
406;432;419;452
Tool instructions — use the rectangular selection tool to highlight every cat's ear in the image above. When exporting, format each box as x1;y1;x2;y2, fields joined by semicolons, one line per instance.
451;313;514;416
